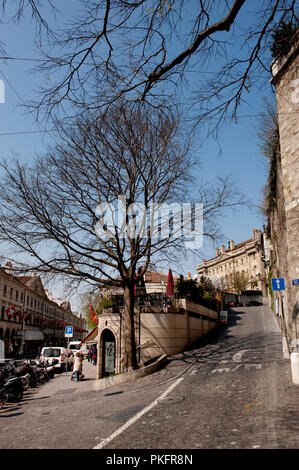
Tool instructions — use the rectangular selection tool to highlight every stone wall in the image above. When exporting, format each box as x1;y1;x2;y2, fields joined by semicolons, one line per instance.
270;42;299;350
96;302;218;378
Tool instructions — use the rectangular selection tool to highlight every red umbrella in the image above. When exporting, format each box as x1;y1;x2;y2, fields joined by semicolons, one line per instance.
166;269;174;297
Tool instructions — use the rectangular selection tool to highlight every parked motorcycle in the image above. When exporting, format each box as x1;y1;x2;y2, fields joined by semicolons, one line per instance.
30;360;53;382
0;367;24;403
12;362;37;388
0;383;8;410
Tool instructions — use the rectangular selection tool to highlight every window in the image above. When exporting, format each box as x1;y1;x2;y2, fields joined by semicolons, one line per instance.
3;284;7;297
20;292;23;303
16;290;19;301
10;287;13;299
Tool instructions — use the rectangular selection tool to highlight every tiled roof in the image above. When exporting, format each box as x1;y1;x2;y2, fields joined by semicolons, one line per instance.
144;271;178;283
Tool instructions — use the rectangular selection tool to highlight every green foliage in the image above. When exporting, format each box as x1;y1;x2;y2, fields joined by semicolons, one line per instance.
270;22;298;60
81;292;115;330
176;275;217;310
257;100;280;219
96;297;114;314
268;268;274;311
176;275;204;302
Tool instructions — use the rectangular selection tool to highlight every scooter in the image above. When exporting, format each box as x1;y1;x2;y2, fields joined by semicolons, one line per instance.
0;368;24;403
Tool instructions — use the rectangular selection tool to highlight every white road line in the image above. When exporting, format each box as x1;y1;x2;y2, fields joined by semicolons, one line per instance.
93;377;184;449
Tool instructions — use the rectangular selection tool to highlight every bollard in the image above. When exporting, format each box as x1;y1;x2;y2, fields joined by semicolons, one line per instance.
290;352;299;385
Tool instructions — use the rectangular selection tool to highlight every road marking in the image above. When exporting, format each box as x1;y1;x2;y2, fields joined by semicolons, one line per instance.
211;368;230;374
243;403;263;414
233;349;252;363
93;377;184;449
245;363;261;370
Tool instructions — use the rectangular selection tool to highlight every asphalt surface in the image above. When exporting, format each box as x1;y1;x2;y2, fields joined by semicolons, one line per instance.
0;305;298;452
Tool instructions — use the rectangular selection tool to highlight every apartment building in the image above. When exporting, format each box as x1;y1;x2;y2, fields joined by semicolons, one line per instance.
197;229;267;298
0;262;87;357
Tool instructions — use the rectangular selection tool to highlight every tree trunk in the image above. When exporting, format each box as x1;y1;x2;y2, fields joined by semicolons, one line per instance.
122;283;138;372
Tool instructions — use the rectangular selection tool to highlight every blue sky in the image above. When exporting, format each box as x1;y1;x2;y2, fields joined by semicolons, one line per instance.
0;1;274;306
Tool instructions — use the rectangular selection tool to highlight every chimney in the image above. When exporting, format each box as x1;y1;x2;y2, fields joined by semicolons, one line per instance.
5;261;12;275
221;244;225;254
253;228;261;240
216;248;220;256
31;271;37;277
187;272;191;278
230;240;235;250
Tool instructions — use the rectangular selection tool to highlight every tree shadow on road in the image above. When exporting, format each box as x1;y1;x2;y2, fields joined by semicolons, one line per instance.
168;309;283;366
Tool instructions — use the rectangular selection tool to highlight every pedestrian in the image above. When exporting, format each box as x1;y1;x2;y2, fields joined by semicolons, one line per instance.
92;347;97;366
88;346;93;363
73;352;83;382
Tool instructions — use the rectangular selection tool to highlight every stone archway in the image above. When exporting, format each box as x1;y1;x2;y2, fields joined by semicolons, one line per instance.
100;328;116;378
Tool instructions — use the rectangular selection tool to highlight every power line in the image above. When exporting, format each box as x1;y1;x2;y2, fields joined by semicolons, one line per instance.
0;129;56;136
0;110;298;137
0;56;271;77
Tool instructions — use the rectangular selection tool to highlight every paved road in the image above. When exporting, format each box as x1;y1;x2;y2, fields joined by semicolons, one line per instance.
0;305;298;450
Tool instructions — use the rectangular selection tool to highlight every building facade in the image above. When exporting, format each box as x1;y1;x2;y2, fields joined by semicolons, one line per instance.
196;229;267;299
0;262;87;357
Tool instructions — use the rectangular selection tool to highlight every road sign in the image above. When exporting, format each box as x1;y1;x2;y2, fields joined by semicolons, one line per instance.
220;311;228;324
65;326;73;337
271;277;285;291
292;279;299;286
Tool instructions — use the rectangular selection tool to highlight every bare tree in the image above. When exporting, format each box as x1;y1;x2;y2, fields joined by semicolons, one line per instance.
225;270;250;299
0;1;297;132
0;100;245;370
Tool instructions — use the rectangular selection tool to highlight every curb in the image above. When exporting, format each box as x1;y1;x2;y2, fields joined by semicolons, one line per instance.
93;354;168;391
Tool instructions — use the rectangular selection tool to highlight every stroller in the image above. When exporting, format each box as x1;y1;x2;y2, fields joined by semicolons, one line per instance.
71;370;85;381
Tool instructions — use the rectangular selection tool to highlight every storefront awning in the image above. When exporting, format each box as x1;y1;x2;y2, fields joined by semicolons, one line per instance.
81;327;98;345
24;330;44;341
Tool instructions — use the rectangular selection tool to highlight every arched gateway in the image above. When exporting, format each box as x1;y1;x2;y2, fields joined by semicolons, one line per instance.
100;329;116;378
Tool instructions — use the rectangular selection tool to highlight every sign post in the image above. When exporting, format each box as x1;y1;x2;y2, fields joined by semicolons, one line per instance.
220;311;228;324
271;277;286;291
65;326;73;373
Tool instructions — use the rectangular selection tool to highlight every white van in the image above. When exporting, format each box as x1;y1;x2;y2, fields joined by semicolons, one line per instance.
80;344;89;359
68;341;82;357
40;346;73;371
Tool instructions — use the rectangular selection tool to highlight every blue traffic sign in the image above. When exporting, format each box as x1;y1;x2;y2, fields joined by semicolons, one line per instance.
65;326;73;337
271;277;285;291
292;279;299;286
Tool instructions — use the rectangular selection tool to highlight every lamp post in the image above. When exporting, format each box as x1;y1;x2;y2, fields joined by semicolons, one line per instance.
20;289;27;357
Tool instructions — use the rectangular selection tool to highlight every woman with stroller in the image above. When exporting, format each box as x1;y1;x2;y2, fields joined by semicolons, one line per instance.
73;352;83;382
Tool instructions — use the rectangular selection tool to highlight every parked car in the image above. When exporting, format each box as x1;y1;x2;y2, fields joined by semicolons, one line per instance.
40;347;73;372
246;300;263;306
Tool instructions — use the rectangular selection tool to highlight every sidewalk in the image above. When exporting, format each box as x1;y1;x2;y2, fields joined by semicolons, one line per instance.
31;358;98;399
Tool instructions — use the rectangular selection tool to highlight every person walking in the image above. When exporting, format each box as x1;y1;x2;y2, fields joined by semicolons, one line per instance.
92;347;97;366
73;352;83;382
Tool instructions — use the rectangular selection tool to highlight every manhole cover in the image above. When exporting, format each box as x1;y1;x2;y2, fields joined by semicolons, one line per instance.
158;395;185;405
